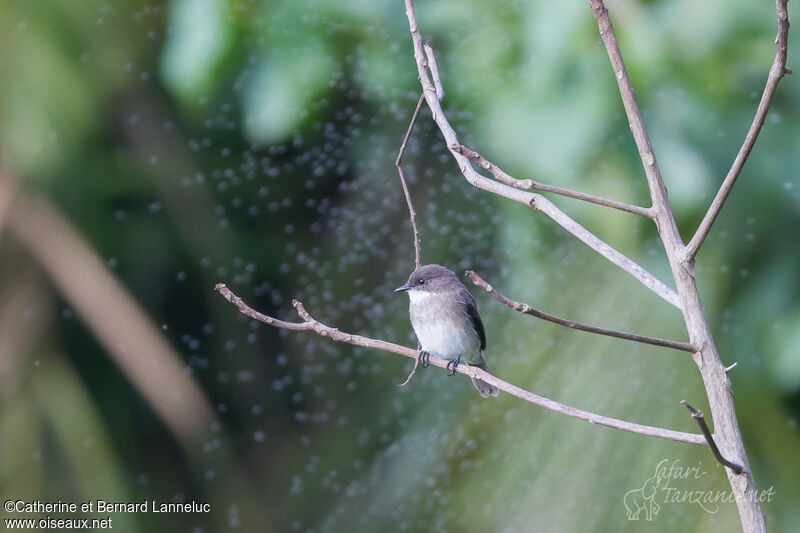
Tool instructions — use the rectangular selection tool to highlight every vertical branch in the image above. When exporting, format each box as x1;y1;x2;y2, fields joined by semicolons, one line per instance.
589;2;786;532
395;94;427;385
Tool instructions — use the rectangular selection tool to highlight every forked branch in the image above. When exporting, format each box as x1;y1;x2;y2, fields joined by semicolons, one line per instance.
589;1;780;531
403;0;681;309
215;283;704;445
590;0;673;222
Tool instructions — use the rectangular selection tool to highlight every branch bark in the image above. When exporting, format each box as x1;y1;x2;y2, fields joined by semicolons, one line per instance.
403;0;681;310
424;43;444;102
215;283;704;445
452;144;653;218
590;1;785;531
684;0;790;261
465;270;696;353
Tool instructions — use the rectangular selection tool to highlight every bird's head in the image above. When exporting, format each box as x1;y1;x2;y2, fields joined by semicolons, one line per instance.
394;264;458;295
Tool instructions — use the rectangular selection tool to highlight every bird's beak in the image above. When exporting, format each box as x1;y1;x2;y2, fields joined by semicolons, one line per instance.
394;284;411;293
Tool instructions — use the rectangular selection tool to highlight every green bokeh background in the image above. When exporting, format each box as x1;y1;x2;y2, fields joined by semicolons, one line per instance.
0;0;798;531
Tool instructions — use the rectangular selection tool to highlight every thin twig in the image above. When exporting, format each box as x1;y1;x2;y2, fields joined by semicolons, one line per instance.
452;144;653;218
215;283;704;445
466;271;697;353
403;0;681;309
396;94;426;269
396;360;419;387
684;0;790;261
394;95;427;385
681;401;744;474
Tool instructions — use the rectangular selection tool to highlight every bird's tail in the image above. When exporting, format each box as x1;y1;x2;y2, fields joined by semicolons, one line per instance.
471;357;499;398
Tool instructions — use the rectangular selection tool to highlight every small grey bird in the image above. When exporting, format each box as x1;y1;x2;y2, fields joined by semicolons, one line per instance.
395;264;499;398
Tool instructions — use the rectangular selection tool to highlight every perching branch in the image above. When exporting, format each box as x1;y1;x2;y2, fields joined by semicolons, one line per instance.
403;0;681;310
681;401;744;474
215;283;704;445
396;94;426;269
465;270;696;353
452;144;653;218
683;0;790;261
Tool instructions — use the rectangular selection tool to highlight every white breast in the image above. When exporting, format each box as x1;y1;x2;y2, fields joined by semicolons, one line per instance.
407;290;481;361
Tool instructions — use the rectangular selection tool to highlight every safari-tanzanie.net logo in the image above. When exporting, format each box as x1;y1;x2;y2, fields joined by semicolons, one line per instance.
623;459;775;521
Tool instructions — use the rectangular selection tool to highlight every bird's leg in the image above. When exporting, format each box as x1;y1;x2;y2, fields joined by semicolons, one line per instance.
418;350;430;368
446;355;461;376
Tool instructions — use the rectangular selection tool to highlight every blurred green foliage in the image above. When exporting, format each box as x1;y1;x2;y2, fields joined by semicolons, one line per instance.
0;0;798;532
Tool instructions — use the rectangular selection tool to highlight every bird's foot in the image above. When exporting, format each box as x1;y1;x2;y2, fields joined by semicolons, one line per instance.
418;350;430;368
446;355;461;376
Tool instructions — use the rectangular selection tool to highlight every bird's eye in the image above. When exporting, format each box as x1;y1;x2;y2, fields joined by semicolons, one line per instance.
418;279;425;285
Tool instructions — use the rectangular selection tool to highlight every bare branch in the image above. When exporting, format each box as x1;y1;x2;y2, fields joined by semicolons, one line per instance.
403;0;681;309
681;401;744;474
534;194;681;308
591;2;775;530
214;283;312;331
395;94;426;269
684;0;790;261
424;43;444;102
215;283;704;445
465;271;697;353
452;144;653;218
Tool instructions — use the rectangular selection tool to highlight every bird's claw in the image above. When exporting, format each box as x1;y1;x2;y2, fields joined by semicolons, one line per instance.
418;350;430;368
446;355;461;376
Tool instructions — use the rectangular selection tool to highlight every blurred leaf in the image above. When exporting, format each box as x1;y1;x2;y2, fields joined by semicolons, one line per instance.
160;0;235;100
243;42;336;143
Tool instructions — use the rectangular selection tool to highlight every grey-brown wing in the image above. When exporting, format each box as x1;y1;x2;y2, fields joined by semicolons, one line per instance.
464;290;486;351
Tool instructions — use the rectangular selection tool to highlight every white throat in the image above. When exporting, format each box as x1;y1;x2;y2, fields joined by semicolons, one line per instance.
407;289;434;303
